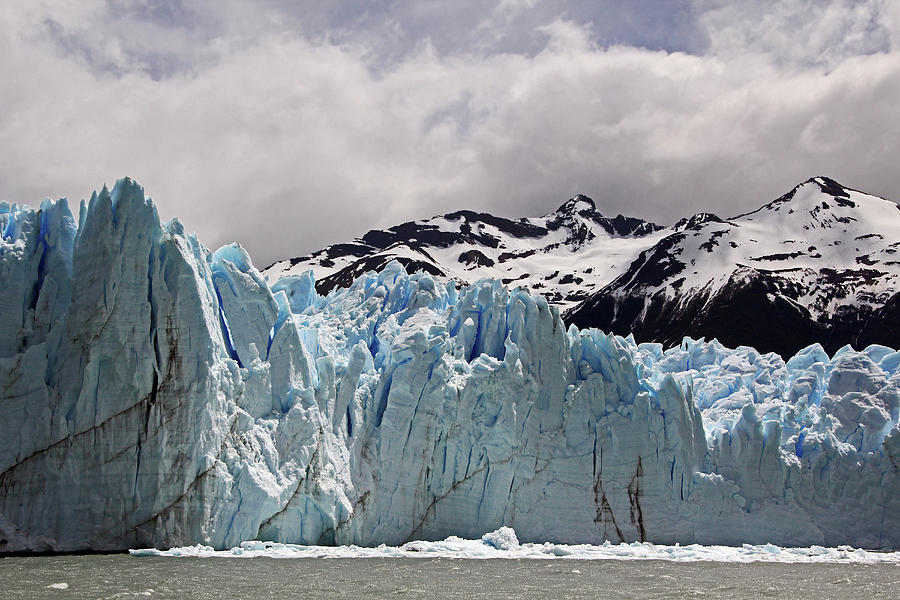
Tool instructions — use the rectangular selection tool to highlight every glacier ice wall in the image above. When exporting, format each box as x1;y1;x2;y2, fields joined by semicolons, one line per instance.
1;179;898;552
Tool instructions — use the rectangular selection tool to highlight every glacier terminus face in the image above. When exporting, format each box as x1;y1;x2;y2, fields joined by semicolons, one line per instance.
1;178;898;553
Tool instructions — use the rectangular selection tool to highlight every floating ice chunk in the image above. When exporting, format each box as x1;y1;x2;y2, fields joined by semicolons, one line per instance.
481;527;519;550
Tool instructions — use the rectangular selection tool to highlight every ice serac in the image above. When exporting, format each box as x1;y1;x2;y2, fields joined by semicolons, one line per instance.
1;179;899;553
2;179;244;551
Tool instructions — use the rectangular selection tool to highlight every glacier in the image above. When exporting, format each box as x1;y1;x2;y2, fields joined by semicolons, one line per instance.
0;178;898;553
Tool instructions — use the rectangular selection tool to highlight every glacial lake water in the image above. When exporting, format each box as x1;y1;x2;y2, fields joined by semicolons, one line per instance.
1;553;899;599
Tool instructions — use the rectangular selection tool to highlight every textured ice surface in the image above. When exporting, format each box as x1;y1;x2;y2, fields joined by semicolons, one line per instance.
1;179;899;552
130;527;900;563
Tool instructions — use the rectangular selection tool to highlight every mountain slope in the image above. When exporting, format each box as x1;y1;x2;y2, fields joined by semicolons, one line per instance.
263;195;664;311
566;177;900;357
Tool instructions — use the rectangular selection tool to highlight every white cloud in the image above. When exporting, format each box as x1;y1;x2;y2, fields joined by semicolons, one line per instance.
699;0;894;68
0;1;897;266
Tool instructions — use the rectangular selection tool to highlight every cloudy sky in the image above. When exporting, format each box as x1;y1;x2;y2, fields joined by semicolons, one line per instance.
1;1;898;266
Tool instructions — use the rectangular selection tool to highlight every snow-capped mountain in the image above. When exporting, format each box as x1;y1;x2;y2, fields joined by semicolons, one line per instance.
265;177;900;358
567;177;900;357
263;195;665;311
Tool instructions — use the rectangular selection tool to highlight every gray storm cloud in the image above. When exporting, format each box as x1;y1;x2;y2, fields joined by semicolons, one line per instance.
0;0;897;266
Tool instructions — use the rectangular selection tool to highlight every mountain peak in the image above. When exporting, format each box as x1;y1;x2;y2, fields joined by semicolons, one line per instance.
556;194;596;214
732;176;855;220
674;212;725;232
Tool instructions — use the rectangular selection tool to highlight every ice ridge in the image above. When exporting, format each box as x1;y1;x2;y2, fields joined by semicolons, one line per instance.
0;178;898;553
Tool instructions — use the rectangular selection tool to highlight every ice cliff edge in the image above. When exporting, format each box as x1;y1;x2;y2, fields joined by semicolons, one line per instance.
1;178;898;552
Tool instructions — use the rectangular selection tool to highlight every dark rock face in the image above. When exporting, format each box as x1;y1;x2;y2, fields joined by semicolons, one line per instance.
458;249;495;267
317;254;446;295
566;269;842;358
568;273;900;359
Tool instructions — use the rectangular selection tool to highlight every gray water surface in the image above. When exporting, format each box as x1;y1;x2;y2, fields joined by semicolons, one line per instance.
1;554;898;599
